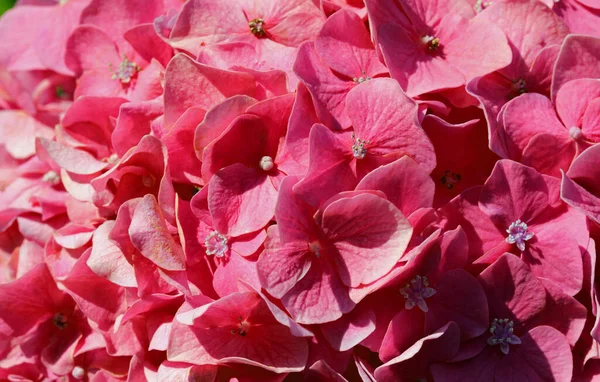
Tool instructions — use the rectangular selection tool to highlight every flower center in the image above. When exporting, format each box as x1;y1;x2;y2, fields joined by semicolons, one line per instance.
487;318;521;354
440;170;461;189
42;170;61;185
231;316;250;336
474;0;493;12
512;77;527;95
52;313;68;329
353;71;372;84
259;156;274;171
401;275;436;312
71;366;85;379
505;219;534;251
308;241;322;258
569;126;583;140
249;18;266;37
205;231;229;258
421;35;440;51
351;133;369;159
112;57;141;84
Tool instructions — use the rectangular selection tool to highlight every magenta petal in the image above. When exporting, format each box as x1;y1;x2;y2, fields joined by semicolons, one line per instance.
379;308;425;363
478;253;546;325
322;193;412;287
129;194;186;271
376;322;460;382
426;269;489;341
521;133;576;178
430;326;573;382
213;251;261;298
208;164;278;237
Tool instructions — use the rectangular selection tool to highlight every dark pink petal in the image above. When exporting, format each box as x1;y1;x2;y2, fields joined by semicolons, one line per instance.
479;160;549;228
129;194;186;271
532;279;586;346
124;23;173;68
285;82;320;169
321;193;412;287
172;292;309;373
379;308;425;363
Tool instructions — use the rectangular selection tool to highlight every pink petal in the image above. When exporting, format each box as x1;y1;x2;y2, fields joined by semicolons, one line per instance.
129;194;186;271
36;138;108;175
552;35;600;101
64;25;121;75
320;307;376;352
208;163;278;237
315;9;387;79
87;221;137;288
163;54;256;128
356;156;434;217
321;193;412;287
478;160;549;228
346;78;436;172
257;227;312;299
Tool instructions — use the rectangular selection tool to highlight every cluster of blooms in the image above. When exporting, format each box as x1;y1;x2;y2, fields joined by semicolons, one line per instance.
1;0;600;380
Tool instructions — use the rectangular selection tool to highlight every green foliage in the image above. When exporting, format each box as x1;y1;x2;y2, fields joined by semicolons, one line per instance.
0;0;16;16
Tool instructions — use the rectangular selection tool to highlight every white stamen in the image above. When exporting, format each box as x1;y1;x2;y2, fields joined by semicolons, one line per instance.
42;170;60;185
259;156;274;171
569;126;582;141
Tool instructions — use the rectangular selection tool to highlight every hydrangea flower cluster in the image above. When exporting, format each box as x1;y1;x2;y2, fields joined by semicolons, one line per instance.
0;0;599;381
